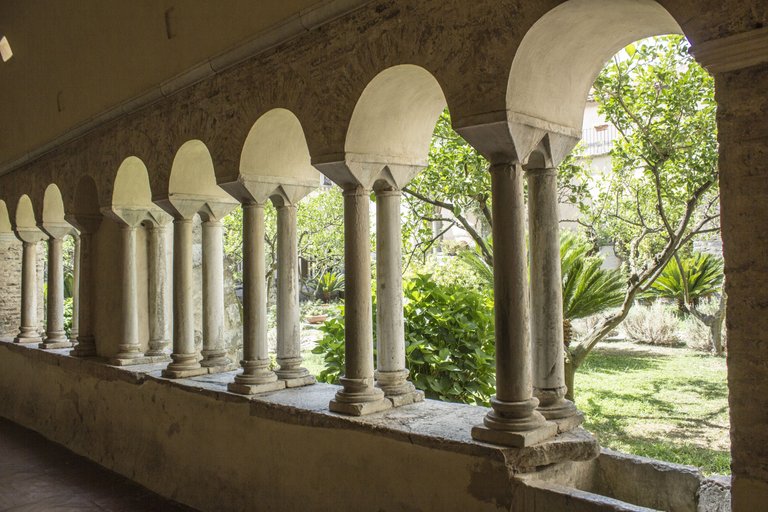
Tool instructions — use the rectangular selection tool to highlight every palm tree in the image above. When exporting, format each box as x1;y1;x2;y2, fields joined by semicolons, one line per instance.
459;232;626;399
645;252;726;354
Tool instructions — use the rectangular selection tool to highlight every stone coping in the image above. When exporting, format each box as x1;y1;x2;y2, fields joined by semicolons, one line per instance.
0;339;599;470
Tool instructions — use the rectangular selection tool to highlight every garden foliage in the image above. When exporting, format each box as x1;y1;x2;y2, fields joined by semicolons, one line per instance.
312;273;496;405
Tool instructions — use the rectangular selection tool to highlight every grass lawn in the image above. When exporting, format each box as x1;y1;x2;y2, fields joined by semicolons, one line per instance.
574;341;730;475
302;340;730;475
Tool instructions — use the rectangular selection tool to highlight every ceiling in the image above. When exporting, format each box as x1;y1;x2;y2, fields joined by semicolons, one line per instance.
0;0;332;171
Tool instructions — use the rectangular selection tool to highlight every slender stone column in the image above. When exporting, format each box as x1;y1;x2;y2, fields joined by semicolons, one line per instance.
163;218;201;376
471;163;556;447
146;224;170;356
71;231;97;356
527;167;581;428
228;203;283;394
374;188;422;405
201;219;231;368
329;185;390;415
274;202;313;387
40;236;71;348
14;241;42;343
70;234;81;341
113;225;142;360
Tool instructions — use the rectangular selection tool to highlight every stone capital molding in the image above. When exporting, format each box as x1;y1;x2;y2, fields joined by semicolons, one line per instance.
691;26;768;73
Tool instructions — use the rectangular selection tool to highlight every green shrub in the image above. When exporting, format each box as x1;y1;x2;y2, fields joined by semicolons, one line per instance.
63;297;73;338
403;274;495;405
311;274;496;406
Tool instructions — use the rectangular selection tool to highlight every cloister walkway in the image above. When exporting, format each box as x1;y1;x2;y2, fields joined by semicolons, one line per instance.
0;417;194;512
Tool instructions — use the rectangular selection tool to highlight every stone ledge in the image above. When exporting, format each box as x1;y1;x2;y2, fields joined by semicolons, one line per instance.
0;338;599;469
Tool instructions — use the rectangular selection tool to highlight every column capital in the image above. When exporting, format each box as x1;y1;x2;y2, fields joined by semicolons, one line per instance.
342;183;370;196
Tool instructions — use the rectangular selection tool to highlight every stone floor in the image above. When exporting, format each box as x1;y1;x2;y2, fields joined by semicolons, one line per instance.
0;417;196;512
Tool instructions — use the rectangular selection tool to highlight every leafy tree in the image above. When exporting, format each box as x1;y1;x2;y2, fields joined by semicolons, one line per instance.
562;35;719;387
403;110;493;266
223;186;345;292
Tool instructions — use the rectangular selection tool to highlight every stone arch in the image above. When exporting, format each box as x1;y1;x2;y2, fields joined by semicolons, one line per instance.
345;64;448;170
507;0;682;146
113;156;154;211
240;108;317;182
169;140;229;197
0;200;12;234
42;184;67;225
164;139;234;219
15;195;37;231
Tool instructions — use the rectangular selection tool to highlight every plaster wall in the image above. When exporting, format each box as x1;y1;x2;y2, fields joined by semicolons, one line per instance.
0;343;519;512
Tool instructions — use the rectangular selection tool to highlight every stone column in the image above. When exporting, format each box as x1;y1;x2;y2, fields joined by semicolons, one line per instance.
374;188;422;405
163;218;201;377
113;224;143;361
40;236;71;348
329;185;390;415
527;167;581;429
70;234;81;341
274;201;313;387
471;163;556;447
71;230;97;357
14;240;42;343
200;219;231;368
145;223;170;357
228;203;283;394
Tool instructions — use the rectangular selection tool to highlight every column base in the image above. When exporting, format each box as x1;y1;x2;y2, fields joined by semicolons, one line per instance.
536;389;583;433
329;377;392;416
39;340;73;350
71;338;96;357
109;354;172;366
162;362;237;379
471;421;558;448
228;379;286;395
145;341;170;357
276;362;315;388
376;370;424;407
200;349;231;368
14;332;41;344
387;389;425;408
471;396;558;447
282;374;317;388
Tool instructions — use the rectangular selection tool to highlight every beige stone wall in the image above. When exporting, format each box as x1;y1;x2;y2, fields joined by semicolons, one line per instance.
0;237;22;337
718;61;768;509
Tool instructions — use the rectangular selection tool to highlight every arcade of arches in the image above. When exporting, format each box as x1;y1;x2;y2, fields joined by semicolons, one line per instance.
0;0;766;510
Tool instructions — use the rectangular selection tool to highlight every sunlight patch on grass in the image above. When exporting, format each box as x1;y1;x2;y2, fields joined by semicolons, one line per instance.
574;342;730;475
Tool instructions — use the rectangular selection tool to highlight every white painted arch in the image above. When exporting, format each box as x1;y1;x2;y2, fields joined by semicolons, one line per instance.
240;108;318;182
170;140;231;199
113;156;154;210
42;184;66;224
345;64;447;167
0;200;11;233
507;0;682;134
15;194;37;230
